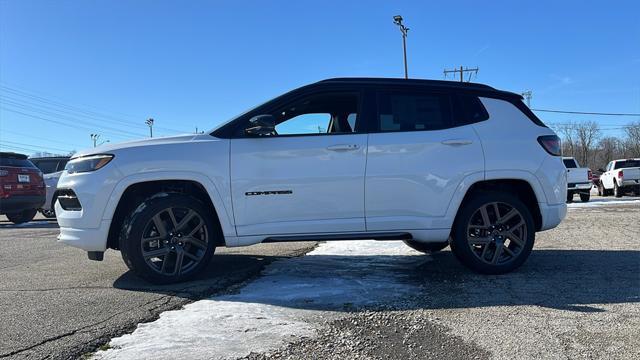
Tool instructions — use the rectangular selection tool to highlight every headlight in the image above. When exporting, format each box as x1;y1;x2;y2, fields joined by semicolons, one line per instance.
65;154;114;174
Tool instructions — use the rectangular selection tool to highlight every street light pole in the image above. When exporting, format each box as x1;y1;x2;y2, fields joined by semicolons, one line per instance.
90;133;100;148
393;15;409;79
145;118;154;138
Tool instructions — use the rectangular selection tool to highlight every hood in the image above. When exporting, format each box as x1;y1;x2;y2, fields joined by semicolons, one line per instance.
72;134;211;158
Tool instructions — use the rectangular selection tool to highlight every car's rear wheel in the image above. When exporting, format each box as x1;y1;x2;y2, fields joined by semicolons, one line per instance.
614;182;622;198
403;239;449;253
566;191;574;203
580;192;590;202
40;209;56;218
119;193;217;284
6;209;37;224
450;192;535;274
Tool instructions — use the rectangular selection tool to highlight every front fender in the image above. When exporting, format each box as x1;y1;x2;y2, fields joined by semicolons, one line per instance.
101;171;236;238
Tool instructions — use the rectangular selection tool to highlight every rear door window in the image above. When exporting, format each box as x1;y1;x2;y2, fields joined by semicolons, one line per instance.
376;91;452;132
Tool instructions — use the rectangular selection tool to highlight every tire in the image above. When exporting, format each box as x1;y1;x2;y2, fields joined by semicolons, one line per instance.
403;239;449;253
450;191;535;275
566;191;573;203
579;192;590;202
119;193;218;284
40;209;56;218
614;182;622;198
6;209;38;224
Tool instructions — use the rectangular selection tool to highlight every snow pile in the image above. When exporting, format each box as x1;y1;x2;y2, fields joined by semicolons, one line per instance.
95;241;426;360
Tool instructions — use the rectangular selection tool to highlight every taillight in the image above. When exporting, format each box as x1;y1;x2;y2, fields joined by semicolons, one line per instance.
618;170;624;179
588;170;593;180
537;135;561;156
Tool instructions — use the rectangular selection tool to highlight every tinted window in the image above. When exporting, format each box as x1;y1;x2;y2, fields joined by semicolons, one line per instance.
563;159;577;168
454;94;489;125
56;159;69;171
377;92;452;132
32;160;59;174
0;157;36;168
614;160;640;169
270;93;360;136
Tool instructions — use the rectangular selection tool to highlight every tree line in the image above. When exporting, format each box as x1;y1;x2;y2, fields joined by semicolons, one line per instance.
553;120;640;172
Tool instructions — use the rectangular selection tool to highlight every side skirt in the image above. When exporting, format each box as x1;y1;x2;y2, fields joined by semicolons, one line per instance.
263;232;412;243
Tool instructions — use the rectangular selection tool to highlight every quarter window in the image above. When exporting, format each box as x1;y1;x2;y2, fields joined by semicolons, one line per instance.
454;94;489;125
377;92;452;132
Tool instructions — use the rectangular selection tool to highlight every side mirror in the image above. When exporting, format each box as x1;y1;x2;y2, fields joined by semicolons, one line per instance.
245;115;276;136
598;168;605;173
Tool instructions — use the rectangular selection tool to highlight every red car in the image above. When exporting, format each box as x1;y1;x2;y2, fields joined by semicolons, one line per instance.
0;152;46;224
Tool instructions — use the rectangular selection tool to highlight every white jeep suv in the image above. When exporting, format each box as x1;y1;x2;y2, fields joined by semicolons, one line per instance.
55;78;567;283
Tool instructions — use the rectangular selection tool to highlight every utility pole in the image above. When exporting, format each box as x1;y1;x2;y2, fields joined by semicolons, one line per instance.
393;15;409;79
90;133;100;148
443;66;479;82
522;90;533;107
145;118;154;138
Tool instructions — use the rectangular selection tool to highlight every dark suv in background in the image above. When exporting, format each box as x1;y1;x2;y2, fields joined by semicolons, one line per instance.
0;152;46;224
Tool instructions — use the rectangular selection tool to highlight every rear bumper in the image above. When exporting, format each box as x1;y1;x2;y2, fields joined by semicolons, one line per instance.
620;179;640;187
0;194;45;214
567;182;592;191
539;202;567;231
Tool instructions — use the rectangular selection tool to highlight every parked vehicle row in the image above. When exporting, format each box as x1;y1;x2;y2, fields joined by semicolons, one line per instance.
563;156;592;202
30;156;70;218
597;158;640;197
0;152;45;224
53;78;568;283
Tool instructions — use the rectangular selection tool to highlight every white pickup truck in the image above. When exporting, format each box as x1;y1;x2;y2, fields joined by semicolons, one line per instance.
563;157;592;202
597;158;640;197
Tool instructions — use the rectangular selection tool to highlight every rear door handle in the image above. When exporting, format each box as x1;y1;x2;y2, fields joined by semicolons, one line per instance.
441;139;473;146
327;144;360;151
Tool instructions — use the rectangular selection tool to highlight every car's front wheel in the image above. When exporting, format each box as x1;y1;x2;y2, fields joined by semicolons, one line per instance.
403;239;449;253
119;193;218;284
450;192;535;274
6;209;37;224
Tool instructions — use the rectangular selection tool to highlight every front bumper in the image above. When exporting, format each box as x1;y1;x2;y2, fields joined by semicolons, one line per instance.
57;218;111;251
0;194;45;214
55;165;122;252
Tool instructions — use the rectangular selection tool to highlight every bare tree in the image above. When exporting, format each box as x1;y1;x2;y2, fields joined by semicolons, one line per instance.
624;121;640;157
574;121;601;169
597;137;623;170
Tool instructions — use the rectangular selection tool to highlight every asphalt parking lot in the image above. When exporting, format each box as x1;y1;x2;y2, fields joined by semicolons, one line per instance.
1;197;639;359
0;214;315;360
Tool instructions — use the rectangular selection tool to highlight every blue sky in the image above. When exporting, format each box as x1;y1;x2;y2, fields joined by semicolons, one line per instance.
1;0;639;155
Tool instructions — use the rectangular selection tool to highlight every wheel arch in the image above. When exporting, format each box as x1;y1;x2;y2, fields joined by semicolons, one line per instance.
106;179;228;250
452;178;543;232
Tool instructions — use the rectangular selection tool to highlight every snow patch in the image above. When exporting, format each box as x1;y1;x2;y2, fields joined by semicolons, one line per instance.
95;241;426;360
568;198;640;208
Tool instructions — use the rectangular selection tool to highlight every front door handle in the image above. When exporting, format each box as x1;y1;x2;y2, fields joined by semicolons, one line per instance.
441;139;473;146
327;144;360;151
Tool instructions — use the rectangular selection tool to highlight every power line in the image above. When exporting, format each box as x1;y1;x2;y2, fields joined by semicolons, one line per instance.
0;140;72;153
532;108;640;116
0;84;185;133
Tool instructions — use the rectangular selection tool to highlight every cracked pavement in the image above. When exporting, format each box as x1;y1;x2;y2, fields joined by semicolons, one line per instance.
0;215;315;360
